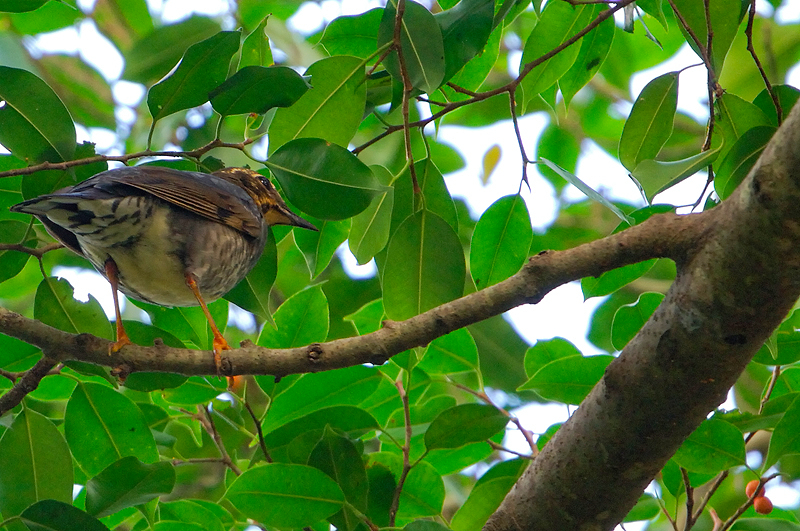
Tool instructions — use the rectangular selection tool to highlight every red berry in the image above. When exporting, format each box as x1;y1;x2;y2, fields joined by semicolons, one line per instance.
754;496;773;514
746;479;763;498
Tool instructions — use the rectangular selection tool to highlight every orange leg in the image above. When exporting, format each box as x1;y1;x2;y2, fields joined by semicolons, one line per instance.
185;273;230;377
105;259;133;354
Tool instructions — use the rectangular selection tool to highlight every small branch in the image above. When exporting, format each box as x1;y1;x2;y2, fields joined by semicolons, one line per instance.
508;90;532;188
390;0;420;194
196;404;242;476
0;138;257;179
0;242;63;259
488;441;535;460
388;377;413;526
681;467;695;530
690;470;729;524
243;398;272;463
746;0;781;125
170;457;232;466
0;357;58;416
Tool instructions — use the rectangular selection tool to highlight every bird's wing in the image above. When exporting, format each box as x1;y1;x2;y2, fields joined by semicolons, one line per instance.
89;166;264;238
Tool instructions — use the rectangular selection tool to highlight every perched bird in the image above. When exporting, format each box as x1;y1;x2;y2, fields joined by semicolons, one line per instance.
11;166;317;373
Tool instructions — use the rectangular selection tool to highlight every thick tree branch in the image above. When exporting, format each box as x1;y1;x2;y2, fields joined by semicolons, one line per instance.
0;211;701;385
484;96;800;531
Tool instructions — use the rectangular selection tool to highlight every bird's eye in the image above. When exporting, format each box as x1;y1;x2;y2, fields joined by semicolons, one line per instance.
259;176;274;190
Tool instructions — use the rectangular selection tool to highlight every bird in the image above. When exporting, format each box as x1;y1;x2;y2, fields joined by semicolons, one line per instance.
11;165;317;374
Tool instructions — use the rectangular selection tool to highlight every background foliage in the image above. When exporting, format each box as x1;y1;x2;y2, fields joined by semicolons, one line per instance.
1;0;800;530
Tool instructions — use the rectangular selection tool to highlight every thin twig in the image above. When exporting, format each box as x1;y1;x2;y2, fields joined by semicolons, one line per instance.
681;467;695;530
0;357;58;416
391;0;420;194
690;470;729;523
243;398;272;463
488;441;535;460
746;0;781;125
0;242;63;258
508;89;532;188
389;376;413;526
0;138;257;179
196;404;242;476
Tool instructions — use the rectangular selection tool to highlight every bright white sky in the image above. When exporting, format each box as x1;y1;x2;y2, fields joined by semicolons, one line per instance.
17;0;800;519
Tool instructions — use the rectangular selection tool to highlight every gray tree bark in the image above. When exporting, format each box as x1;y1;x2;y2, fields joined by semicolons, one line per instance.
484;101;800;530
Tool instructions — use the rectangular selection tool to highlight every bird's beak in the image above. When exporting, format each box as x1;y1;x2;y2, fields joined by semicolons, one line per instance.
266;206;318;231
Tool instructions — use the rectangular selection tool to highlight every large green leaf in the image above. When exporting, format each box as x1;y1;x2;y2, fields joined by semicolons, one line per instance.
631;146;721;202
424;404;508;450
0;66;76;163
85;457;175;518
383;209;466;320
670;0;743;70
377;0;446;94
673;418;745;474
269;56;368;152
518;2;597;108
470;194;532;289
450;459;527;531
611;292;664;350
0;408;73;519
435;0;494;82
418;327;480;375
210;65;310;116
65;382;159;476
619;72;679;171
319;9;383;58
518;355;614;405
523;337;582;378
267;138;382;220
764;394;800;471
560;7;615;107
257;284;329;349
714;126;775;200
224;463;345;527
147;30;241;122
20;500;109;531
349;165;394;265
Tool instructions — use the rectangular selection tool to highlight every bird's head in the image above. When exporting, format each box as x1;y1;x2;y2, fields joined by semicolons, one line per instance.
213;167;317;231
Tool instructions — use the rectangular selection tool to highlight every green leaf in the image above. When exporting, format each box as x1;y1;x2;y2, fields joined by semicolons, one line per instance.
518;355;614;405
0;0;48;12
765;394;800;470
263;365;381;432
269;56;368;152
753;84;800;125
425;404;508;450
85;457;175;518
673;418;745;474
377;0;446;93
240;16;273;68
0;220;31;284
714;125;775;200
294;217;351;278
631;146;722;202
523;337;582;378
319;8;382;58
0;66;76;163
158;500;228;531
450;459;527;531
519;2;598;107
309;427;369;531
611;292;665;350
224;463;345;528
624;494;660;522
753;310;800;365
34;277;112;339
147;30;241;122
581;260;657;299
731;519;800;531
65;382;159;476
0;408;73;519
123;16;221;84
559;7;615;107
383;210;466;320
538;157;632;223
38;55;116;130
20;500;109;531
261;406;380;463
435;0;494;83
392;159;458;233
715;93;772;160
619;72;679;171
267;138;382;220
257;284;329;348
418;328;480;375
470;194;532;288
161;376;227;405
349;166;394;265
344;298;385;335
210;66;310;116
